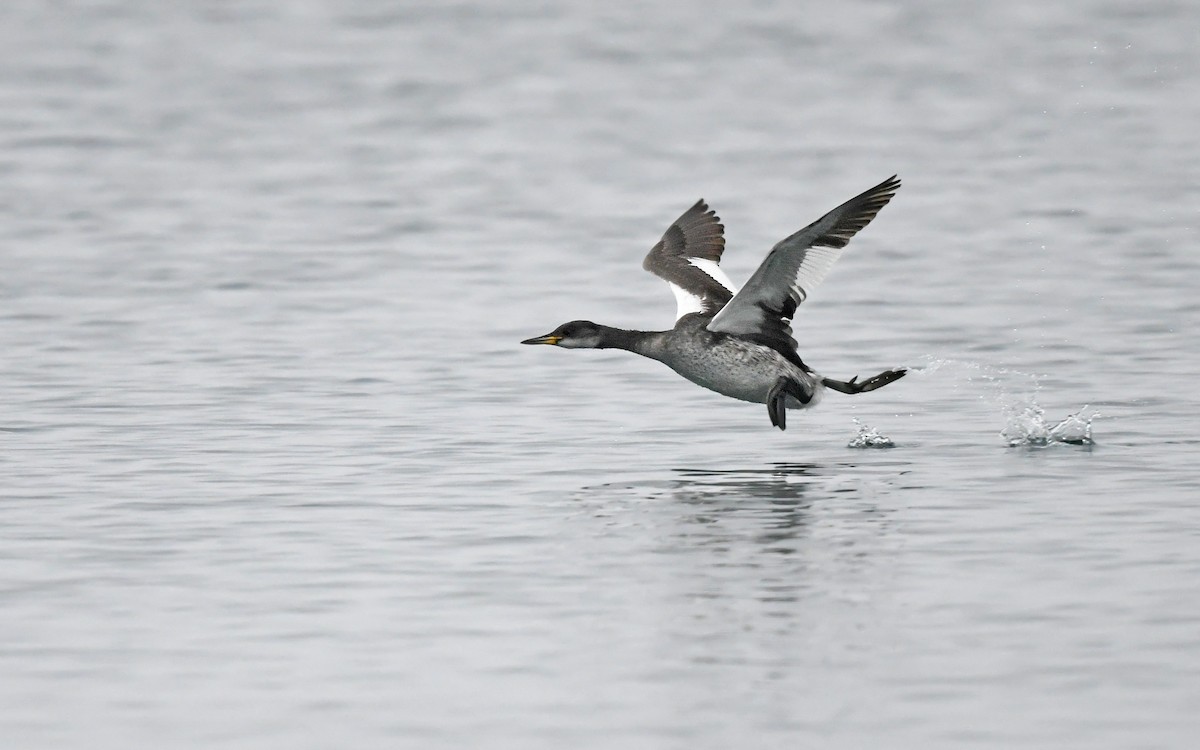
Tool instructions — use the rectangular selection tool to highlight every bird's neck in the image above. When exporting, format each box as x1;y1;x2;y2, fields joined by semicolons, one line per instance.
595;325;660;356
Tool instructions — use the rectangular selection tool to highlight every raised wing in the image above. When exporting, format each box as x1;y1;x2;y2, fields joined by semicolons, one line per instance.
707;176;900;348
642;199;737;321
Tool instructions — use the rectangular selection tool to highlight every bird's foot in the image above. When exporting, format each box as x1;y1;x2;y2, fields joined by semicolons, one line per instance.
766;377;812;431
822;368;907;394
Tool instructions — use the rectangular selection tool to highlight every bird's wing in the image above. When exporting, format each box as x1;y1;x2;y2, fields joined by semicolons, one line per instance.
642;199;737;322
706;176;900;348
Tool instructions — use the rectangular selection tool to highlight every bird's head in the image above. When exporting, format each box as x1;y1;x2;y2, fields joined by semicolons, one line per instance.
520;320;606;349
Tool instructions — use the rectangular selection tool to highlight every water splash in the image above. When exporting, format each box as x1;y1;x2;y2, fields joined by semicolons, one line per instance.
910;357;1098;447
847;417;895;449
1002;403;1098;447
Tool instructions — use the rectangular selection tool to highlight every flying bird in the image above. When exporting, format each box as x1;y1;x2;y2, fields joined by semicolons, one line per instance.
522;176;905;430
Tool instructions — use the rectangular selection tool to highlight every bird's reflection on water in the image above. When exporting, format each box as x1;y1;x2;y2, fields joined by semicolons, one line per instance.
666;463;821;554
573;462;903;638
575;461;900;558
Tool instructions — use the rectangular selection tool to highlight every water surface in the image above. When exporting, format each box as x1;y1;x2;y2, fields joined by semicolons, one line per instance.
2;1;1198;748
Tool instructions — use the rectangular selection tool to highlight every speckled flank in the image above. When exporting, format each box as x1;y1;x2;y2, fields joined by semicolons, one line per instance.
636;316;822;408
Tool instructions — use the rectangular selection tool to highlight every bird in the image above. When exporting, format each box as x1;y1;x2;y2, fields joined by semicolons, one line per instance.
521;176;906;431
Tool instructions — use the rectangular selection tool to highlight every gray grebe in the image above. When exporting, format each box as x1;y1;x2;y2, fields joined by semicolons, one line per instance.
522;176;905;430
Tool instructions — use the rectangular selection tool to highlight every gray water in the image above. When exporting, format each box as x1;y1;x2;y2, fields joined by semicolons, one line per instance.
2;1;1199;748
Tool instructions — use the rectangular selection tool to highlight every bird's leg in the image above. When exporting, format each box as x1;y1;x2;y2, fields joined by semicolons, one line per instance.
822;368;907;394
766;377;812;431
767;377;788;430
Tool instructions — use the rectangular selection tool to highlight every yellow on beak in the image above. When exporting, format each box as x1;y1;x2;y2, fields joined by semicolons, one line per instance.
520;334;561;346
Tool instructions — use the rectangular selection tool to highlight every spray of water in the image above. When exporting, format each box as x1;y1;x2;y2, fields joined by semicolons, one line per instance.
907;357;1098;447
1001;403;1097;447
846;417;896;449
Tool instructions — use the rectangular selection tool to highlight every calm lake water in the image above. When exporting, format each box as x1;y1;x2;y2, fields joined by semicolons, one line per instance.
2;1;1199;748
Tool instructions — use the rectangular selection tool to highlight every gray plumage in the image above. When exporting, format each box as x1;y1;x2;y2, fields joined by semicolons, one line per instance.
522;176;906;431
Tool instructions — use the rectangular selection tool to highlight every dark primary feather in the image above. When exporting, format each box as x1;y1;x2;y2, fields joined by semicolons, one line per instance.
798;175;901;250
642;199;734;316
707;176;901;350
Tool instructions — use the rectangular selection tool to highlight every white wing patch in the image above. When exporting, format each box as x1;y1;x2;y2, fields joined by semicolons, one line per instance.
668;282;706;320
666;259;738;321
788;246;842;304
688;258;737;294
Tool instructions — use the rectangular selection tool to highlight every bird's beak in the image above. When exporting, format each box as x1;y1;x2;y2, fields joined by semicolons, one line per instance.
521;333;561;345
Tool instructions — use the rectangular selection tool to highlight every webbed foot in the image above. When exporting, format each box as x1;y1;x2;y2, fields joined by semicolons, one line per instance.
822;368;907;395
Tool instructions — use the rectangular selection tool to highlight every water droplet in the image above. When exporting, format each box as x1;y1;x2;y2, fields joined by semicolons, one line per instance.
847;418;895;449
